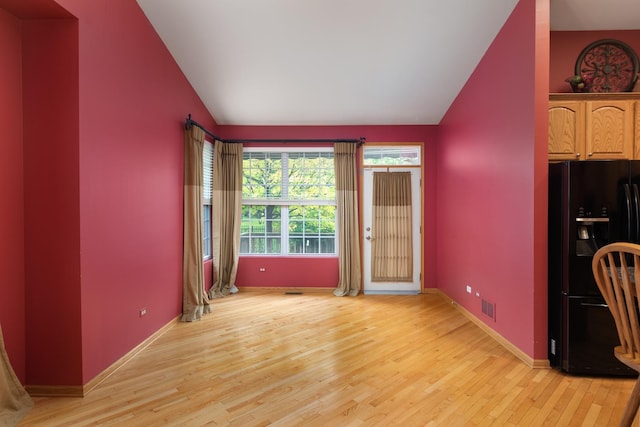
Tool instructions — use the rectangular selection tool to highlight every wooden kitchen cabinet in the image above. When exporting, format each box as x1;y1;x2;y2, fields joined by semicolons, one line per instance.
586;100;635;160
548;100;585;160
549;94;640;161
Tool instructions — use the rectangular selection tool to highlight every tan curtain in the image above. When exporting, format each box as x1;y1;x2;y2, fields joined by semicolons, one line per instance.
0;324;33;426
209;141;243;298
333;143;362;296
181;126;211;322
371;172;413;282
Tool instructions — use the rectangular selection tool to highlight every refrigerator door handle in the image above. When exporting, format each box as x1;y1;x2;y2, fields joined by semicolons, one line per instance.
579;302;609;308
625;184;633;241
633;184;640;243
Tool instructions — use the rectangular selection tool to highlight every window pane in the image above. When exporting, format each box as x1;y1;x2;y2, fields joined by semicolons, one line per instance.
203;141;213;202
266;237;281;254
203;204;211;258
321;238;335;254
240;205;282;254
363;146;421;166
288;152;335;201
288;205;335;254
250;237;265;253
243;152;282;199
240;236;249;254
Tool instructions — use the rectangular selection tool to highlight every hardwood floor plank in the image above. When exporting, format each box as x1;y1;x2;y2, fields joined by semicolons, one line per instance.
18;292;638;426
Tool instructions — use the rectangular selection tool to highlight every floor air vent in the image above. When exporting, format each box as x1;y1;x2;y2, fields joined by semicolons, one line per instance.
482;299;496;321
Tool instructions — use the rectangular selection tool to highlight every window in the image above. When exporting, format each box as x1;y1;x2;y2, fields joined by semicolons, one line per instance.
241;149;336;255
363;146;421;166
203;141;213;259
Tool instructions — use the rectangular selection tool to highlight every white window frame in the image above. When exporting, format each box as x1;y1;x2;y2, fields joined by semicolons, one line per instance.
241;147;337;256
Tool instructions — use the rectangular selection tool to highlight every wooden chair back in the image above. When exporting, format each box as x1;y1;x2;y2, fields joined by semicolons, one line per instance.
592;242;640;366
592;242;640;426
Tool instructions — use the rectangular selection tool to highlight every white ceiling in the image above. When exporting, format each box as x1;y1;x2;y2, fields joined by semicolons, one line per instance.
136;0;640;126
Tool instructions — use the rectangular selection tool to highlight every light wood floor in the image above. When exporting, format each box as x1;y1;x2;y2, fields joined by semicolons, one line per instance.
18;292;638;426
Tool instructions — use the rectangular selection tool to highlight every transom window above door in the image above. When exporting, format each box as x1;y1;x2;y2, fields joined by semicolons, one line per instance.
363;146;421;166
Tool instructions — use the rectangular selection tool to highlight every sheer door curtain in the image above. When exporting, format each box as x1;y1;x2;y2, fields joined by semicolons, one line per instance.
371;171;413;282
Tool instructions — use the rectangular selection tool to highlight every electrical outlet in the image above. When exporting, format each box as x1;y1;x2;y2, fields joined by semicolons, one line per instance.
259;267;266;272
139;308;147;317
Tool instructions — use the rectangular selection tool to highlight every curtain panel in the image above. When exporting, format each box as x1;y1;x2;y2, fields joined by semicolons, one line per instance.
0;324;33;426
181;126;211;321
371;172;413;282
209;141;243;298
333;142;362;296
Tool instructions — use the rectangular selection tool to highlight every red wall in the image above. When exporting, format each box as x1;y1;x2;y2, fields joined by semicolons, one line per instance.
550;30;640;93
23;16;83;386
436;0;549;360
218;125;438;290
1;0;218;387
54;0;215;385
0;8;25;381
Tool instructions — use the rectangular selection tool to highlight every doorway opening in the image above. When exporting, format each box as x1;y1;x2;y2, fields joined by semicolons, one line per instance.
361;145;423;294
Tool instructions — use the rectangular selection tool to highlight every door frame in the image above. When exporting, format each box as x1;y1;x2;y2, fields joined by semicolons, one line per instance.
358;143;424;294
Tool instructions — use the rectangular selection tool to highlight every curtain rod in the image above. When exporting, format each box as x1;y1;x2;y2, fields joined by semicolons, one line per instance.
185;114;365;145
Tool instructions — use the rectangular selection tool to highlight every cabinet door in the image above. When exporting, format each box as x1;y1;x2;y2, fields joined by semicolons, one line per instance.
586;100;634;160
549;101;585;160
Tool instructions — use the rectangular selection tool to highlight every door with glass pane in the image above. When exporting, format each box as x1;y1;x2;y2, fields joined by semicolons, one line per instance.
362;167;421;294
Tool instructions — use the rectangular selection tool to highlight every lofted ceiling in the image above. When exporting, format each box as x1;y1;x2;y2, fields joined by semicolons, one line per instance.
136;0;640;126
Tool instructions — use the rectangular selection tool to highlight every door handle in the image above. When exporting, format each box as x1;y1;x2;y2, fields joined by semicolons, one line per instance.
625;184;632;241
633;184;640;243
366;236;371;240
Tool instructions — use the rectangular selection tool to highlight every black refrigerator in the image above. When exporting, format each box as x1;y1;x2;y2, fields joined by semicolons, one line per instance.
548;160;639;376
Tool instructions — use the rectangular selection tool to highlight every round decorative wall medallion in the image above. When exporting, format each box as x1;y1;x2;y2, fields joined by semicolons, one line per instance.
575;39;640;92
